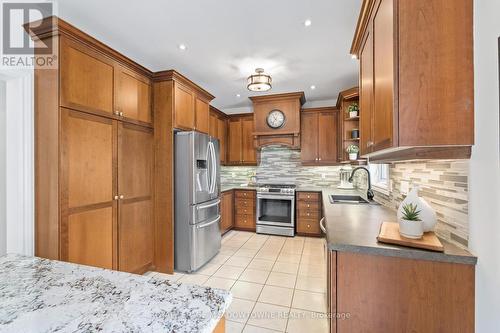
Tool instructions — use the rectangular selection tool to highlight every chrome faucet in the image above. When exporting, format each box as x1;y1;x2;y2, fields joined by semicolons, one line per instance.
348;167;374;201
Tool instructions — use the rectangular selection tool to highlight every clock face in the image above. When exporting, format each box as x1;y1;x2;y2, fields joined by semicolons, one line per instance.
266;110;286;129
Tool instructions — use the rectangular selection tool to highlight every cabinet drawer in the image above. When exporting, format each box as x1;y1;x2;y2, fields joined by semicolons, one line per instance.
235;214;255;228
297;218;321;235
235;198;254;208
235;190;256;199
298;209;320;219
298;201;320;211
297;192;321;201
235;205;255;215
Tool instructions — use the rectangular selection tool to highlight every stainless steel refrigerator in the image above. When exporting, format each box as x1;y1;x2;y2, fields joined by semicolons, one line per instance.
174;131;221;272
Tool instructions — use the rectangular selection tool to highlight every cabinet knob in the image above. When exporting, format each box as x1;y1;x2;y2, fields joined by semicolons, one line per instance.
119;111;124;117
307;224;311;228
119;195;124;199
367;141;373;147
307;204;310;208
114;195;119;200
307;213;310;216
318;157;321;161
114;111;120;116
307;195;311;199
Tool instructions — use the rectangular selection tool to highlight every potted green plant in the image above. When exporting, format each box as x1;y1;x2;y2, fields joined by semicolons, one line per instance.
347;103;359;118
398;203;424;239
346;144;359;161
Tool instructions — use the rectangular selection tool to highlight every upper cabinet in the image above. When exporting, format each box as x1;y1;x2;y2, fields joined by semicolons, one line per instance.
171;77;214;133
115;65;152;125
209;106;228;165
227;114;257;166
351;0;474;161
301;107;339;165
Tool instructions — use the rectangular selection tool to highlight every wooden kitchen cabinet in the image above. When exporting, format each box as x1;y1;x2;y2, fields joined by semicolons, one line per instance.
233;190;256;231
209;106;228;165
195;96;210;134
172;80;214;133
220;191;234;234
352;0;474;161
296;191;322;236
115;65;152;125
227;115;257;166
301;108;339;165
328;251;475;332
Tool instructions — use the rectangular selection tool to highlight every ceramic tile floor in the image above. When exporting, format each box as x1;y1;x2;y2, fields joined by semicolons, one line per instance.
146;230;329;332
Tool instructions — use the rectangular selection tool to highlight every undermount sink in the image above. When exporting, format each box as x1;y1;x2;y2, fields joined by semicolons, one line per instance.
329;194;370;204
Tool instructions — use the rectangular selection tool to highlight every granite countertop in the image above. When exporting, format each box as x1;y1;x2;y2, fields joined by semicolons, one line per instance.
221;184;258;192
0;254;231;333
320;188;477;265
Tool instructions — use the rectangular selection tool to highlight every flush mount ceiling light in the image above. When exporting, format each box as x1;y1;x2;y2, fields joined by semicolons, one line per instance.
304;19;312;27
247;68;272;92
310;85;316;90
178;44;187;51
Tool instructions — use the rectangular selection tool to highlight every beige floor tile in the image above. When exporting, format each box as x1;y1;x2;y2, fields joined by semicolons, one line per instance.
210;254;231;265
239;268;271;284
291;290;327;313
247;259;275;271
154;272;184;282
220;247;239;256
298;263;326;278
213;265;245;279
272;262;299;275
266;272;296;289
300;254;325;266
254;251;279;261
258;285;294;307
247;302;290;332
276;253;301;264
280;244;303;255
242;324;281;333
177;274;210;285
234;247;260;258
241;240;266;250
225;320;245;333
295;276;326;293
231;281;264;301
225;256;253;268
225;298;256;324
286;309;329;333
196;263;222;276
204;276;236;290
224;240;246;248
302;245;325;256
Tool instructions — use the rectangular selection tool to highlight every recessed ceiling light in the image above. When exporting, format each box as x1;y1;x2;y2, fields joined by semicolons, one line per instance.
236;94;241;97
310;85;316;90
178;44;187;51
304;19;312;27
351;54;358;59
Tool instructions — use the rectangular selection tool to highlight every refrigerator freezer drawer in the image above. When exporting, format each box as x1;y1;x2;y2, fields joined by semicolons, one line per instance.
191;198;220;225
190;216;221;271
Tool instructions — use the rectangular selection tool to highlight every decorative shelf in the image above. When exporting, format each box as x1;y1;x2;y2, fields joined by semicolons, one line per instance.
345;138;360;141
344;116;360;121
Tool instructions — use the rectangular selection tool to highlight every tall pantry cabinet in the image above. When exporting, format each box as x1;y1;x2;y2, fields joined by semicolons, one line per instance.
29;18;155;274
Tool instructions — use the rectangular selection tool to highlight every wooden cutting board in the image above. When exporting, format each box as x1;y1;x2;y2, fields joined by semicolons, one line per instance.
377;222;444;252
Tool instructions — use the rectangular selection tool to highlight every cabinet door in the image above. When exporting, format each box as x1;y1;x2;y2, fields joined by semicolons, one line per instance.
209;111;218;137
301;112;319;163
117;123;154;273
360;26;374;156
195;97;210;134
60;38;114;115
318;111;338;164
217;117;227;165
174;82;195;130
241;117;256;164
228;118;242;164
372;0;395;151
115;66;152;124
220;191;233;234
60;109;116;269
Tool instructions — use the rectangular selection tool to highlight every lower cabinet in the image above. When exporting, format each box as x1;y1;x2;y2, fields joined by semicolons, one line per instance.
328;251;475;332
233;190;256;231
220;190;234;234
296;191;322;236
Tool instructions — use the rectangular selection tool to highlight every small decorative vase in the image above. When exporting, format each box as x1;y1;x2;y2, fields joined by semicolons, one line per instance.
397;186;437;232
349;153;358;161
349;111;358;118
399;219;424;239
351;129;359;139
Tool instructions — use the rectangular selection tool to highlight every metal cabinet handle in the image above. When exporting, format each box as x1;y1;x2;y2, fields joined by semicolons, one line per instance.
197;199;220;210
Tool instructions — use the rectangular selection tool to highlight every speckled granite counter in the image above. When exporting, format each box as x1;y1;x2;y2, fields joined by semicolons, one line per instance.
221;184;258;192
320;188;477;265
0;254;231;333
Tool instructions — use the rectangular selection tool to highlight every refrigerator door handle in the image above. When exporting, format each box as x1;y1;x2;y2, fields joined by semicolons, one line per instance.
196;199;221;210
208;141;216;194
196;216;221;229
211;141;217;193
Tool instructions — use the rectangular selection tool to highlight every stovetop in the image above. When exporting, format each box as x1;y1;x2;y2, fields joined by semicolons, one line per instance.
257;183;296;189
257;183;296;195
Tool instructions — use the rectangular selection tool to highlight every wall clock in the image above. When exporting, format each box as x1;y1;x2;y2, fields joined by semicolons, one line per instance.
266;109;286;129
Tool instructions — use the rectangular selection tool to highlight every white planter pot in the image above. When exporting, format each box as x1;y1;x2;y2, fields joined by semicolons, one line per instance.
399;219;424;239
349;111;358;118
348;153;358;161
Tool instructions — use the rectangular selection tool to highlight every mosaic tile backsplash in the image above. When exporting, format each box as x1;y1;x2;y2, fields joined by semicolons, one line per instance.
221;147;470;249
372;160;470;248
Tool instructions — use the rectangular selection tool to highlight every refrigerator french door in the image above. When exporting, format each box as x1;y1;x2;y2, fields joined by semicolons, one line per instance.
174;131;221;272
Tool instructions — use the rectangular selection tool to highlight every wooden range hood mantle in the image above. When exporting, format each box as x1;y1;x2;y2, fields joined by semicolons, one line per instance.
249;92;306;149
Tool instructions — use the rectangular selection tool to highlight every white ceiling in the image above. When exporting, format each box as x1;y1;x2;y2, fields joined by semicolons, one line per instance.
56;0;361;112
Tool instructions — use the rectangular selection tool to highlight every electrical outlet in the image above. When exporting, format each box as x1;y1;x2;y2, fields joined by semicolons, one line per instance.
400;180;409;195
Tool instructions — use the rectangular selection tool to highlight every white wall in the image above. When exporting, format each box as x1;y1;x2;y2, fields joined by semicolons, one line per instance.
0;80;6;256
470;1;500;332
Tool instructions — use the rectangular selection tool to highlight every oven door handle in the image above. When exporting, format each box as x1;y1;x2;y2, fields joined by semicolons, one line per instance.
257;194;294;200
320;217;326;234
